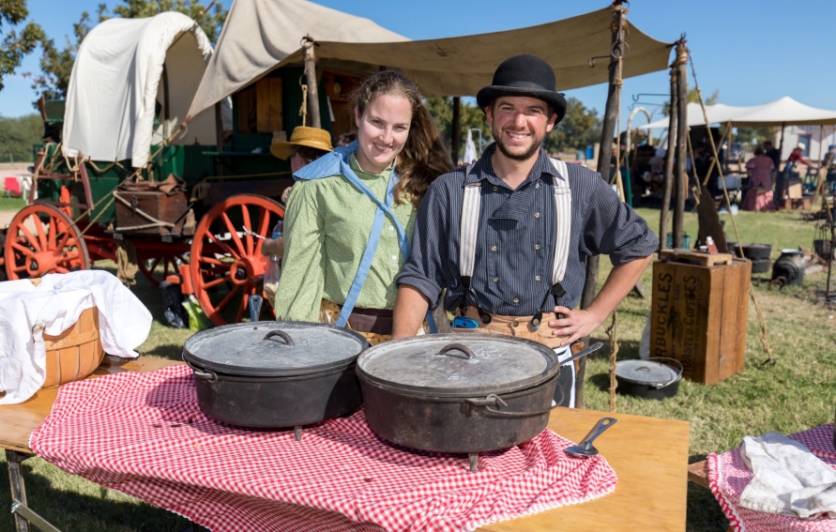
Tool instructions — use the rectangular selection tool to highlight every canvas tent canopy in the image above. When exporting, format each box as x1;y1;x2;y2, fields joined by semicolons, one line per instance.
186;0;673;123
640;97;836;130
63;12;222;169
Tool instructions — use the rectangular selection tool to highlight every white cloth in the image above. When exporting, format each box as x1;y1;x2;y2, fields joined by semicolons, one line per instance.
0;271;152;405
63;12;218;168
739;432;836;519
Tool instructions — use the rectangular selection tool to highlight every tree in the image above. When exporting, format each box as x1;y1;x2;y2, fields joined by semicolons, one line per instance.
30;0;227;101
734;126;773;148
662;88;719;116
0;0;44;92
543;97;601;154
425;97;492;161
0;113;43;162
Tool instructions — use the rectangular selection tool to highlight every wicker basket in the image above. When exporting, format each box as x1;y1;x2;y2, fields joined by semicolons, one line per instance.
41;307;105;389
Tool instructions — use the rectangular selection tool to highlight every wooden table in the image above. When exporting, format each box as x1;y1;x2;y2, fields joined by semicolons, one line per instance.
2;358;691;532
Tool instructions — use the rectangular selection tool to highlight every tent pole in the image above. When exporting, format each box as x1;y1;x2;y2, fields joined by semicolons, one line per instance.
303;36;322;129
577;0;626;409
660;64;678;250
673;40;688;249
451;97;461;164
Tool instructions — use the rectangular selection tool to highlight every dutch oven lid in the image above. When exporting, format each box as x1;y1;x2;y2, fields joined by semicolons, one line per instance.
183;321;368;377
356;333;560;397
616;359;681;388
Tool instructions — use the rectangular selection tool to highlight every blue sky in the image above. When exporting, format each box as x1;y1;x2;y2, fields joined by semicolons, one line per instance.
2;0;835;125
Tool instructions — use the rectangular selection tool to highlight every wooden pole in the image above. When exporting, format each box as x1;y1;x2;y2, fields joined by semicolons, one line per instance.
577;0;626;409
660;66;678;250
214;102;224;177
451;96;461;164
303;37;321;129
673;40;689;249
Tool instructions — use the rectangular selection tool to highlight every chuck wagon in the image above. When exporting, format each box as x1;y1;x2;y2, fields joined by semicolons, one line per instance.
1;0;671;326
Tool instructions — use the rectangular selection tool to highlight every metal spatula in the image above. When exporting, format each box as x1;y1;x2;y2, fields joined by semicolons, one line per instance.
564;417;617;458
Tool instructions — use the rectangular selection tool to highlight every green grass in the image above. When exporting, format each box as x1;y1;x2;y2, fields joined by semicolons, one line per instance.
2;208;835;532
0;196;25;212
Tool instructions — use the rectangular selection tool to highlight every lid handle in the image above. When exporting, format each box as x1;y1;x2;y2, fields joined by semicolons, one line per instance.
263;330;295;346
437;343;475;360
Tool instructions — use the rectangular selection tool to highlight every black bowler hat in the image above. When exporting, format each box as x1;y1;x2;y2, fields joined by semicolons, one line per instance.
476;54;566;123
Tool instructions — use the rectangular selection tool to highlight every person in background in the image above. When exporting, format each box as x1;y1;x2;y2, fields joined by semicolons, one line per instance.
391;54;658;407
336;130;358;147
274;70;453;343
776;143;813;207
261;126;334;257
742;146;774;212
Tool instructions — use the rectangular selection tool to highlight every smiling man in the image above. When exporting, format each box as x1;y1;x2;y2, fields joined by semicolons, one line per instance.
392;54;658;407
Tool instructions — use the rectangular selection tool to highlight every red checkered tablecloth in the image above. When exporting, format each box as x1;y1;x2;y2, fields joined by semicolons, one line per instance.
30;364;617;532
708;424;836;532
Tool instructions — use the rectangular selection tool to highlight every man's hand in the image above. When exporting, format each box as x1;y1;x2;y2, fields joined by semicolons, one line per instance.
281;186;293;204
547;307;605;347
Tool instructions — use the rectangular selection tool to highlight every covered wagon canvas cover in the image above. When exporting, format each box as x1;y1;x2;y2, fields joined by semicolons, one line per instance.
63;12;221;168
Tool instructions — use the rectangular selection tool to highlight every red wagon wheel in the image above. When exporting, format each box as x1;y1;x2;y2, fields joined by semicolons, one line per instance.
190;194;284;326
136;248;190;286
4;203;90;280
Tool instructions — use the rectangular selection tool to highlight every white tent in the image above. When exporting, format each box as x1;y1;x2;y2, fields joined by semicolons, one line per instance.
63;12;220;168
640;97;836;130
186;0;672;123
731;96;836;127
639;102;761;130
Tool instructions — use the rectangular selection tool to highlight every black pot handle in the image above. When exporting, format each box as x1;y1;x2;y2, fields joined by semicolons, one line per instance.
437;343;475;360
467;394;555;418
263;330;295;346
647;357;683;388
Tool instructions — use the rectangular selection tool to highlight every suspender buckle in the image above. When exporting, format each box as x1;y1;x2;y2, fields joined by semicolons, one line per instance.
530;311;543;331
477;308;493;324
550;283;566;298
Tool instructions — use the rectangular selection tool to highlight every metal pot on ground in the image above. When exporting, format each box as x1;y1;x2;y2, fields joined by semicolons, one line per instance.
615;358;683;400
183;321;368;439
771;248;805;287
356;333;600;471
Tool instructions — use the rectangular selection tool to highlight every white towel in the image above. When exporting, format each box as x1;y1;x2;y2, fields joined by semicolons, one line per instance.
0;271;151;405
739;432;836;519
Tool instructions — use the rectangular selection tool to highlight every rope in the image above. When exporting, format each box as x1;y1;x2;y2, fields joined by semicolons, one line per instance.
606;311;619;412
300;84;308;127
687;53;774;365
115;240;138;286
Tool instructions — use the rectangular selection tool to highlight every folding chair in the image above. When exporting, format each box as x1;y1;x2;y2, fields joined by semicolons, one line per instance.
3;176;22;197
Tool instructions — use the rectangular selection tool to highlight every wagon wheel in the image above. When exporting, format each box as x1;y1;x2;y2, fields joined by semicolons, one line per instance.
137;249;189;286
190;194;284;326
4;203;90;280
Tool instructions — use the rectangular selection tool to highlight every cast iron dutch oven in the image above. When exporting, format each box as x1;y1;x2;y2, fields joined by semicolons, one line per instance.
356;333;596;459
615;357;683;400
183;321;368;431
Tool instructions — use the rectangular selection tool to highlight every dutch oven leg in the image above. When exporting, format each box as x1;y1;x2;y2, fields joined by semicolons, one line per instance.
469;453;479;472
294;426;303;442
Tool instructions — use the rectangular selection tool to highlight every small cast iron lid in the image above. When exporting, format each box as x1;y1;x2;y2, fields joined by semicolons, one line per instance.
356;333;560;397
183;321;368;377
616;359;682;388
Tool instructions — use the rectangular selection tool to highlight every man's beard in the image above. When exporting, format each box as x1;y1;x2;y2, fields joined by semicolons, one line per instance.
493;126;545;161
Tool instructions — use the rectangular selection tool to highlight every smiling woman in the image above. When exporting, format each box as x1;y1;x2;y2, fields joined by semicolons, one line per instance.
272;70;453;343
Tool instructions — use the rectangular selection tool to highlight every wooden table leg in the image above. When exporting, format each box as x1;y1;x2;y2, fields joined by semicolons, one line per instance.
6;450;31;532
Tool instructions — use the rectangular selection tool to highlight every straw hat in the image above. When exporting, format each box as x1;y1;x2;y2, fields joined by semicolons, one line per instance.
270;126;333;160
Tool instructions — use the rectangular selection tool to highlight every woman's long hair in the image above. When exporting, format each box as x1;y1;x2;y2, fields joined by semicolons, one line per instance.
350;71;454;207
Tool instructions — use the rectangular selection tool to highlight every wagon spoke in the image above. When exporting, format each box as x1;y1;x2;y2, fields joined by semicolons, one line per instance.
240;205;254;256
18;224;41;252
47;216;57;250
236;291;249;323
220;212;247;259
32;215;48;251
202;276;229;290
55;266;69;274
198;256;224;266
206;232;241;260
11;242;36;257
215;284;243;315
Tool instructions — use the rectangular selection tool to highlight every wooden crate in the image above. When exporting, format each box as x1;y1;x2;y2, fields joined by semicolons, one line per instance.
42;307;104;388
114;190;188;235
650;257;751;385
